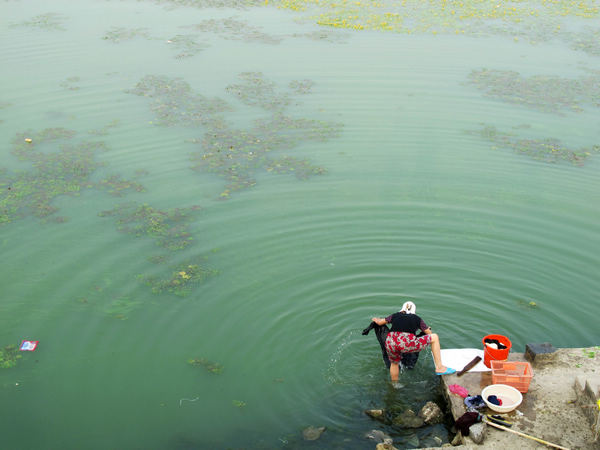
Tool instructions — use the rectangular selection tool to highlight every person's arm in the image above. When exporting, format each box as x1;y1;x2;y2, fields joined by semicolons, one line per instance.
420;318;432;334
371;317;388;326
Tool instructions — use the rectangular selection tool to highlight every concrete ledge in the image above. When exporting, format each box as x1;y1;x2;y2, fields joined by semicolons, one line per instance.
434;347;600;449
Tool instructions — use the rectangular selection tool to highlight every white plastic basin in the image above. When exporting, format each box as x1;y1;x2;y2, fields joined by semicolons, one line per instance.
481;383;523;413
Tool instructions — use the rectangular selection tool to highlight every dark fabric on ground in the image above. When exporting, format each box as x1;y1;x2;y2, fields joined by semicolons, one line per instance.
455;412;481;436
464;395;486;410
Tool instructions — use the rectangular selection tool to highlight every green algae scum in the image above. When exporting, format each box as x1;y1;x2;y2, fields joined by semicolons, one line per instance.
1;0;599;448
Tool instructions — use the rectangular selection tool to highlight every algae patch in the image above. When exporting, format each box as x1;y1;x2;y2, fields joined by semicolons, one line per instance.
188;357;224;374
0;345;21;369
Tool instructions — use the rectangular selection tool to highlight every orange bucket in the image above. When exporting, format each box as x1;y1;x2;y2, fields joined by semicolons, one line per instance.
482;334;512;368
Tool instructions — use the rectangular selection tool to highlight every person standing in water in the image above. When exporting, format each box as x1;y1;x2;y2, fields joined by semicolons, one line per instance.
371;301;455;382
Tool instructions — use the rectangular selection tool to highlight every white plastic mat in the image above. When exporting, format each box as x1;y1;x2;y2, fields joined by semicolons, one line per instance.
440;348;491;372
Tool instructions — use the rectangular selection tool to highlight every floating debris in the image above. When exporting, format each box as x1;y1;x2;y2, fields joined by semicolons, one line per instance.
10;12;67;31
468;68;600;114
0;345;22;369
179;397;200;406
469;124;600;166
188;357;224;374
232;400;246;408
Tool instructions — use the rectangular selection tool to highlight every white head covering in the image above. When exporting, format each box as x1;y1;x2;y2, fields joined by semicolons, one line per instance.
400;301;416;314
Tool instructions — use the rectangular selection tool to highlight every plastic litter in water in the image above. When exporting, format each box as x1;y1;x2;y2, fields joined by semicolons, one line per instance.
179;397;199;407
19;340;38;351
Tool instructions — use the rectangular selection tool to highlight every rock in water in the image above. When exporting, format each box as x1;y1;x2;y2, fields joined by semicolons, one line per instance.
365;429;392;443
365;409;385;420
405;433;420;448
418;401;444;424
451;432;463;446
469;422;486;444
376;443;398;450
302;426;326;441
392;409;425;428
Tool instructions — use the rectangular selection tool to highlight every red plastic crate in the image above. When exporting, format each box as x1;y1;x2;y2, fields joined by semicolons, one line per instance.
491;360;534;393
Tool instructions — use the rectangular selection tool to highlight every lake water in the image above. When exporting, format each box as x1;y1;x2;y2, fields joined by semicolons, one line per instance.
1;0;599;448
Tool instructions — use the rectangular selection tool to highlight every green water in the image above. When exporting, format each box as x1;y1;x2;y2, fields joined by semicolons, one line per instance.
1;1;599;448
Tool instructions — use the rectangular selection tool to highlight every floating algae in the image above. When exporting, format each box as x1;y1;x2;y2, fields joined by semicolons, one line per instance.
88;119;121;137
563;27;600;57
60;76;81;91
3;128;99;224
0;345;22;369
150;0;262;9
2;128;145;225
225;71;291;111
139;260;216;296
97;202;215;297
273;0;599;39
96;175;145;197
98;202;200;250
289;29;350;43
264;156;325;178
188;357;224;374
185;17;283;44
104;296;142;320
288;79;315;95
190;113;336;198
470;125;600;166
196;73;339;198
127;75;231;127
10;12;67;31
147;254;169;264
130;72;341;199
0;101;10;124
165;34;208;59
102;26;152;43
517;299;539;310
468;69;600;114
